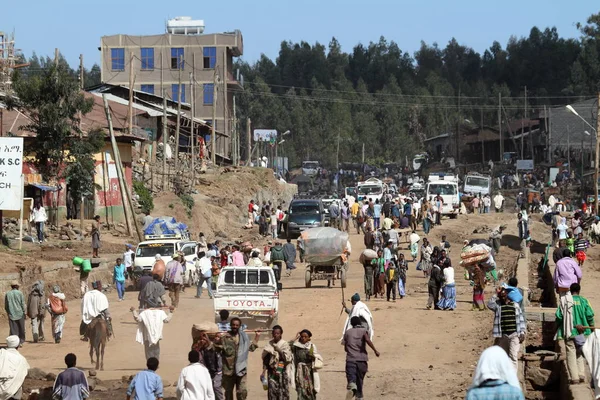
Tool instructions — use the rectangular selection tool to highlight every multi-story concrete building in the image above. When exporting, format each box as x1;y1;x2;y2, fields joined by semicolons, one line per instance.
100;17;243;160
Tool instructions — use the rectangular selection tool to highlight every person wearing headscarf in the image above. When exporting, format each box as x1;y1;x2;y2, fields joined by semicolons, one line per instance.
0;335;30;400
465;346;524;399
341;293;374;340
261;325;293;400
471;265;487;311
290;329;322;400
46;285;68;344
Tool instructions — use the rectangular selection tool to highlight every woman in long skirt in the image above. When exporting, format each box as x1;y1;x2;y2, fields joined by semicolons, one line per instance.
46;285;68;343
290;329;323;400
420;239;433;277
262;325;293;400
371;250;386;298
471;265;487;311
437;266;456;310
397;253;408;299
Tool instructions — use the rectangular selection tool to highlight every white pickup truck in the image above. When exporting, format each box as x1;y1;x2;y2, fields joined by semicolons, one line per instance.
213;265;280;329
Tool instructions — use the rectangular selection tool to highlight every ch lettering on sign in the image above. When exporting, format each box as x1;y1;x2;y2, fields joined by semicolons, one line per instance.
0;138;24;211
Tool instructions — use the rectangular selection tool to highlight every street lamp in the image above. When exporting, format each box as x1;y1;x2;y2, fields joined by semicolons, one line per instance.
567;105;599;213
275;130;291;173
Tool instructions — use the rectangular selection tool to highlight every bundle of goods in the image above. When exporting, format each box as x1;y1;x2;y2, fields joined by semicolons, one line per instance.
460;243;496;272
359;249;378;265
301;227;349;265
192;322;220;340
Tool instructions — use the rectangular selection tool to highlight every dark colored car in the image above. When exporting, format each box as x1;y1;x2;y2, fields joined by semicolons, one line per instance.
286;199;325;238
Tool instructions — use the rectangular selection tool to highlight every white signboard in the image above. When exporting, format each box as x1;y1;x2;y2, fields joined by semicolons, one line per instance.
516;159;534;171
253;129;277;142
0;137;24;210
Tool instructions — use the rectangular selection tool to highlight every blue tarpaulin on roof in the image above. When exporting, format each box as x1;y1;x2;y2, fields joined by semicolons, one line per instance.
143;216;188;237
29;183;58;192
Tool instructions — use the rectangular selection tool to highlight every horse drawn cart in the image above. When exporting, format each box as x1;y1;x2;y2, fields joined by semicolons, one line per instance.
301;227;350;288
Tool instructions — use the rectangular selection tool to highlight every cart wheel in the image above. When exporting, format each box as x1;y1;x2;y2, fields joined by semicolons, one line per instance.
305;269;312;288
341;268;347;288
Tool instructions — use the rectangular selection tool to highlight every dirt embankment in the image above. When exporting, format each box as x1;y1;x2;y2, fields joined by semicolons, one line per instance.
153;167;297;241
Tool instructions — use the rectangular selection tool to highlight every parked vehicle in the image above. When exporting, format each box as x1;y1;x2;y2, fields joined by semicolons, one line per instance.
134;237;197;285
302;160;320;176
356;178;386;202
286;198;325;238
463;173;491;196
213;265;280;329
426;172;460;218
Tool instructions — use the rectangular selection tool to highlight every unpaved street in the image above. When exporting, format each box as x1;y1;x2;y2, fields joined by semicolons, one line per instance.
2;214;525;399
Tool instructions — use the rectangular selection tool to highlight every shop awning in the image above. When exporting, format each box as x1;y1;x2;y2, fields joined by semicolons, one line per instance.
29;183;58;192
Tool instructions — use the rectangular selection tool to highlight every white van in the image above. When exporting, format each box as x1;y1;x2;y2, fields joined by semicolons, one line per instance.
426;173;460;218
134;239;198;284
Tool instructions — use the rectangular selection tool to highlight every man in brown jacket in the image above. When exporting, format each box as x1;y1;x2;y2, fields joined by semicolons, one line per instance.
27;280;46;343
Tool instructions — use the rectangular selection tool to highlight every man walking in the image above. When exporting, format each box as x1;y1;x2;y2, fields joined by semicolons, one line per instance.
176;351;215;400
5;281;26;345
131;306;174;360
329;200;340;230
215;318;260;400
553;248;582;297
127;357;163;400
517;213;528;257
165;254;184;308
196;251;214;299
341;201;351;233
556;283;595;384
27;280;46;343
52;353;89;400
0;335;29;399
487;287;526;370
494;192;505;212
141;274;167;309
343;316;380;400
193;328;224;400
283;238;297;276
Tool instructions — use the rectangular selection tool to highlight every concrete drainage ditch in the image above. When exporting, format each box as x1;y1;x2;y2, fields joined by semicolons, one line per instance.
519;247;594;400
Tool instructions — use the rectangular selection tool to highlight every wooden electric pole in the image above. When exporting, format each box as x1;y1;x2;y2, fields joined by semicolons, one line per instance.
246;117;251;165
162;91;168;190
211;69;218;165
102;94;133;237
233;95;238;166
190;67;195;188
223;51;228;160
498;92;503;161
128;53;134;137
595;92;600;216
79;54;85;235
174;56;182;173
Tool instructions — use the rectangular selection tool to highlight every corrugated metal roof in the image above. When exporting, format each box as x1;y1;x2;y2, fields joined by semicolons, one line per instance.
91;93;163;117
549;98;597;148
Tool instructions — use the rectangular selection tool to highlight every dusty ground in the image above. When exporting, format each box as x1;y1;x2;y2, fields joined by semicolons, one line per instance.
1;211;535;400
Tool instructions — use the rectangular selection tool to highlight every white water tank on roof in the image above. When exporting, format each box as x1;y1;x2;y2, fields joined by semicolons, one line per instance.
166;17;205;35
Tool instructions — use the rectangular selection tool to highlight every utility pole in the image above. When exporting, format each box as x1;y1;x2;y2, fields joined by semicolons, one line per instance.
128;52;134;137
520;119;524;160
174;56;182;174
233;95;238;166
211;69;218;165
79;54;85;236
162;91;168;190
223;50;228;161
595;92;600;216
480;108;484;165
362;143;365;164
567;125;571;175
246;117;251;165
545;105;551;163
54;48;59;67
190;56;195;188
498;92;503;161
456;86;461;162
102;95;133;237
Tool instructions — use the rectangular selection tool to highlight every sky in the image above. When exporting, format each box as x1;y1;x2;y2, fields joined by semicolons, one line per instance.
1;0;598;69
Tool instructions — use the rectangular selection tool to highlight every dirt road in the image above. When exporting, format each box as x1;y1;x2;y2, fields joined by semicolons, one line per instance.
2;213;525;399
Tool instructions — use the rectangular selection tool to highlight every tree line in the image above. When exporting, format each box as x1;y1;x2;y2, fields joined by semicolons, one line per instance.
234;12;600;168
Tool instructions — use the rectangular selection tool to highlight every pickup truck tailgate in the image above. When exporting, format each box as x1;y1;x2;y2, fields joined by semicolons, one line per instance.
213;293;278;328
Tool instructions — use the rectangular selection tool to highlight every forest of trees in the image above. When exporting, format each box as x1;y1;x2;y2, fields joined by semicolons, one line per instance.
233;11;600;167
15;11;600;168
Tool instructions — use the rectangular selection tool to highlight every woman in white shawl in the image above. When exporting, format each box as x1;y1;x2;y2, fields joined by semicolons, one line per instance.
0;335;29;400
261;325;293;400
465;346;524;400
290;329;322;400
46;285;68;344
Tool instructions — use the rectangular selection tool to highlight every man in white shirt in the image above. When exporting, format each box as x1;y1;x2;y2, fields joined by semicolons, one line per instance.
124;244;135;275
130;306;174;361
493;192;505;213
176;350;215;400
482;195;492;213
195;251;214;299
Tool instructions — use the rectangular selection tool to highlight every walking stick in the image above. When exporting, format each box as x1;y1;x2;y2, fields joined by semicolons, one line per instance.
338;279;346;320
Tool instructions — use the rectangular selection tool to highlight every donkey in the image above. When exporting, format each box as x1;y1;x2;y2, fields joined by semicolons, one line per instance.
87;317;109;370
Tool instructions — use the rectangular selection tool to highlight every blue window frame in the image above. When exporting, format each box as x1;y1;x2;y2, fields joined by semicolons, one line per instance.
111;48;125;71
203;47;216;69
141;48;154;70
171;47;184;69
172;84;185;103
203;84;214;105
140;84;154;94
